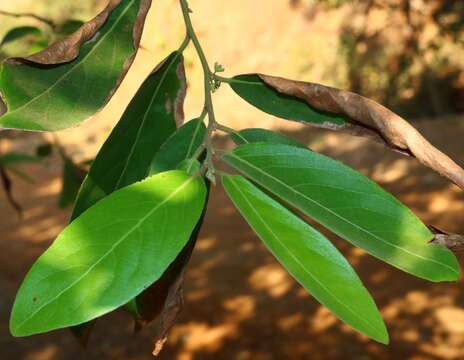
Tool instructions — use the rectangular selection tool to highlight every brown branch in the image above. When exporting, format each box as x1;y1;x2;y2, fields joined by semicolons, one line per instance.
0;9;57;30
430;227;464;253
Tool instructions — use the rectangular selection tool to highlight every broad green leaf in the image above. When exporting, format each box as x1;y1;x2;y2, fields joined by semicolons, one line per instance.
68;50;186;340
132;174;210;328
223;175;388;343
0;26;43;47
10;170;206;336
223;143;460;282
0;0;151;131
150;119;206;175
72;51;186;219
228;74;346;126
230;127;305;148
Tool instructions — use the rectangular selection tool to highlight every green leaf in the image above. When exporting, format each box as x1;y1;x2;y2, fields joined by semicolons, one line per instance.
58;20;85;36
0;26;43;47
0;152;42;166
228;74;346;126
223;143;460;282
10;170;206;336
150;119;206;175
223;175;388;343
72;51;186;219
0;0;151;131
68;51;186;340
230;127;305;148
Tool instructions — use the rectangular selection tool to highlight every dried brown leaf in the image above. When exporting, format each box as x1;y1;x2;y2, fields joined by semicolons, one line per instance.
6;0;150;66
430;226;464;253
259;74;464;191
151;275;185;356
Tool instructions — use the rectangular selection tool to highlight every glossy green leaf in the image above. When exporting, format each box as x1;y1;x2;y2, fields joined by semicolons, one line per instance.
230;127;305;148
10;170;206;336
72;51;186;219
68;51;186;339
223;175;388;343
0;26;43;47
223;143;460;282
229;74;346;126
150;119;206;175
0;0;150;131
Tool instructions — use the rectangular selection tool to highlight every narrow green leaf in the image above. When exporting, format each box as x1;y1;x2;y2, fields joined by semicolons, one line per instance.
0;26;43;47
0;0;151;131
228;74;346;126
223;143;460;282
150;119;206;175
58;20;85;36
10;170;206;336
230;127;306;148
0;152;41;166
223;175;388;343
72;51;186;219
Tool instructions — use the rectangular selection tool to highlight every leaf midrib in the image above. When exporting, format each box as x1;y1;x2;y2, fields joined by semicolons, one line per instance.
15;175;195;332
114;52;182;189
4;0;135;117
227;177;384;336
227;152;458;275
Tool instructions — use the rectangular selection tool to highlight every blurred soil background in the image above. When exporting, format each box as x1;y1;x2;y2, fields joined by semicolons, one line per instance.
0;0;464;359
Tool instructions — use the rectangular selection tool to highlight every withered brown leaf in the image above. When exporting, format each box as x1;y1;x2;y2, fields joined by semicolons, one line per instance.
259;74;464;191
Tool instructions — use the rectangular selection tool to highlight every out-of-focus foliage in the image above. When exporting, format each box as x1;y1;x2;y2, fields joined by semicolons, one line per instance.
291;0;464;118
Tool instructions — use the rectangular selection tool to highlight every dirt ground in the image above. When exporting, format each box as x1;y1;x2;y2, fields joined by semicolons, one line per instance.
1;1;464;359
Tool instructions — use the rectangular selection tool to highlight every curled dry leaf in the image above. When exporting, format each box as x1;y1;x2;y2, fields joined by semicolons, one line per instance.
430;226;464;253
255;74;464;255
148;194;209;356
5;0;150;65
151;272;185;356
258;74;464;191
0;0;152;131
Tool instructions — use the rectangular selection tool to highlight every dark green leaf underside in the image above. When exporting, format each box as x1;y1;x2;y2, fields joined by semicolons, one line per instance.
72;51;185;219
0;27;43;46
229;74;346;126
150;118;206;175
